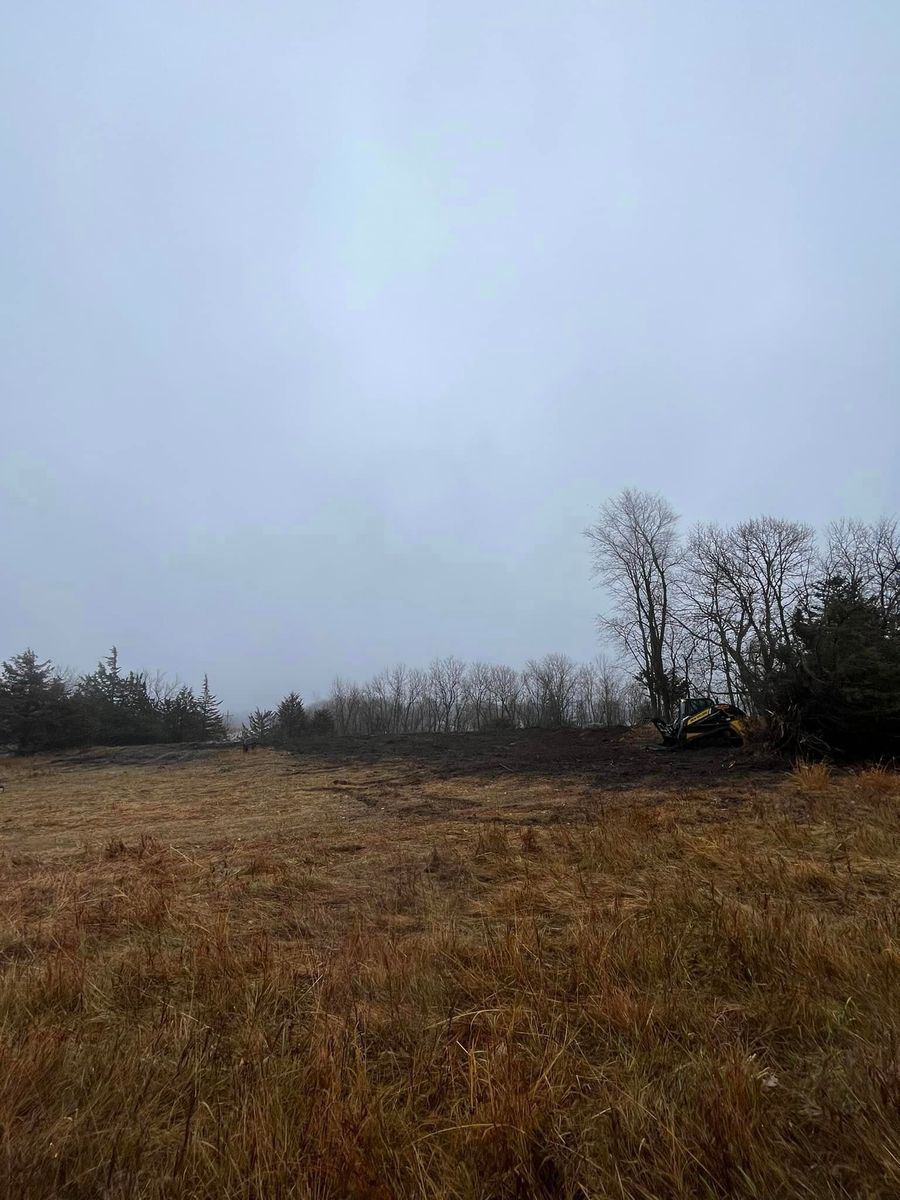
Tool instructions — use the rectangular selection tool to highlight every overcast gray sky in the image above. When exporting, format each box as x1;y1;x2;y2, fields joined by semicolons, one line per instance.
2;2;898;709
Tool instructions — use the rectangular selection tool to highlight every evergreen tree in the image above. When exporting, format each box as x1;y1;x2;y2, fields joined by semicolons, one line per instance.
75;648;161;744
770;578;900;758
244;708;276;744
274;691;306;742
199;675;227;740
0;650;75;752
156;685;204;743
99;646;123;704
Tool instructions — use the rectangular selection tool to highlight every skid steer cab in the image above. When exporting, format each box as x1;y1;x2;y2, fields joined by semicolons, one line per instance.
653;697;747;749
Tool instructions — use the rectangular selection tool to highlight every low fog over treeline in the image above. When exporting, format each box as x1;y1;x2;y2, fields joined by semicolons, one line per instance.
3;490;899;757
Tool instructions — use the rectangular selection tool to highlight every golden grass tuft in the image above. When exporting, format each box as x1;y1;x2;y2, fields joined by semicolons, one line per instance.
1;746;900;1197
854;762;900;797
792;759;832;792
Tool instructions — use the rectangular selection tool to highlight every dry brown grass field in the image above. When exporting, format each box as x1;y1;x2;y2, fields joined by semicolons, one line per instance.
1;729;899;1199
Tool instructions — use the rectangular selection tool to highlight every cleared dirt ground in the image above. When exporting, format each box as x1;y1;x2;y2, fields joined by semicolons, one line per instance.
1;731;899;1198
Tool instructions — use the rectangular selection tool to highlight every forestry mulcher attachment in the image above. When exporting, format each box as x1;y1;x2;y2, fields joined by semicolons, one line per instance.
654;697;747;749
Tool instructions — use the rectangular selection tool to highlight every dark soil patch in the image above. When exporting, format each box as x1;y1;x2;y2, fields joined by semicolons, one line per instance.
288;726;787;793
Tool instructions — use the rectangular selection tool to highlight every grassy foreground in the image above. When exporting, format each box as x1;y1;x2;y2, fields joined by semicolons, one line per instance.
1;746;900;1198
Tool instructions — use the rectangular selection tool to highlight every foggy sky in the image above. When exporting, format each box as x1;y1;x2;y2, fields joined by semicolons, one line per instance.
2;2;899;710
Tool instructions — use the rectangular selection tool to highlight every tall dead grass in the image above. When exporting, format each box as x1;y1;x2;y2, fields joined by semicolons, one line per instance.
791;759;832;792
2;761;900;1197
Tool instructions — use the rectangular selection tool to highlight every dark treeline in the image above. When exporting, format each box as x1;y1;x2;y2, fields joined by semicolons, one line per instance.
0;646;339;754
3;494;899;758
0;647;233;753
0;646;646;754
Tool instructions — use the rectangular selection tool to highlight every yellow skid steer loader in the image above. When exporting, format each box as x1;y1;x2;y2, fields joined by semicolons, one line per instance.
654;697;747;748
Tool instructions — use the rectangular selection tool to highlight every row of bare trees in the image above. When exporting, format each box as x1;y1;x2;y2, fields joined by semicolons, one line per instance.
328;654;646;735
586;490;900;717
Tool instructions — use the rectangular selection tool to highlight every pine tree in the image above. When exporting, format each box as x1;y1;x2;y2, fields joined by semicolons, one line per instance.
244;708;276;745
0;650;74;752
771;578;900;757
75;648;161;745
87;646;123;704
156;685;204;743
274;692;306;742
199;675;227;740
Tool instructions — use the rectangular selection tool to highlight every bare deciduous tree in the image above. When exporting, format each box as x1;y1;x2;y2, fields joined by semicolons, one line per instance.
522;653;581;727
429;656;467;732
572;655;626;726
682;517;815;710
825;517;900;622
585;489;682;717
484;664;521;728
465;661;492;730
